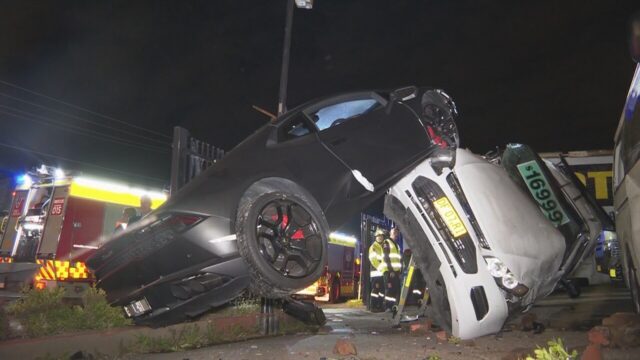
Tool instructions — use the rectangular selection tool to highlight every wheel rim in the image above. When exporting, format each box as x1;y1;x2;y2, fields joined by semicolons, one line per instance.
255;198;323;279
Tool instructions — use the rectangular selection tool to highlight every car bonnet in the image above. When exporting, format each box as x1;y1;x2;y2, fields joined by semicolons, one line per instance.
453;149;566;300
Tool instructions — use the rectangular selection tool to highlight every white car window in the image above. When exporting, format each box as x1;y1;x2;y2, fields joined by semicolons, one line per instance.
310;99;381;131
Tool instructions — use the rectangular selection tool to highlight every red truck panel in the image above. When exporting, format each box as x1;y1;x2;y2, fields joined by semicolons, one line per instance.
57;197;105;262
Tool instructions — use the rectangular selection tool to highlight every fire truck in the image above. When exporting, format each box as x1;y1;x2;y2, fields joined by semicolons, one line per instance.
0;166;166;297
296;232;361;303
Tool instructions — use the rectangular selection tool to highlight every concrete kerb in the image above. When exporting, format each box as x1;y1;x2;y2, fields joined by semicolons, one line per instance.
0;311;311;359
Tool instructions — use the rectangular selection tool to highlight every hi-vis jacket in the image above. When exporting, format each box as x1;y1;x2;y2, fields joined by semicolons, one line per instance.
368;239;402;277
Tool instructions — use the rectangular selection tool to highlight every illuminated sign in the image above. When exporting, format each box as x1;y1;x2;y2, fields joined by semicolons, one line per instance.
50;198;65;216
69;177;166;209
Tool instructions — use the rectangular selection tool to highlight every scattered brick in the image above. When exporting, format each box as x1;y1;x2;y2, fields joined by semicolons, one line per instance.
587;326;610;346
581;344;602;360
333;338;357;356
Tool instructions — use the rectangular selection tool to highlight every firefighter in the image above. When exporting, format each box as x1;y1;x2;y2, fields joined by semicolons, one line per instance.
385;227;402;309
368;228;387;312
368;228;402;312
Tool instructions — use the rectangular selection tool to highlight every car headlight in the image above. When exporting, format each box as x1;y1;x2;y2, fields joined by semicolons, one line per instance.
501;272;518;289
486;257;508;277
484;256;529;297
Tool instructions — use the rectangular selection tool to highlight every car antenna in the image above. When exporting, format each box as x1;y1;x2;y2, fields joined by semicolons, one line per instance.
252;105;277;122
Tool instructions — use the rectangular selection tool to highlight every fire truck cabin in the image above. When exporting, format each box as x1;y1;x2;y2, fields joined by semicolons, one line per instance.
0;172;166;296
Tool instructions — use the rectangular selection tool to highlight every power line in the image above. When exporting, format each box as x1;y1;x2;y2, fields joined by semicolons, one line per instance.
0;140;166;184
0;79;171;139
0;105;169;153
0;91;170;146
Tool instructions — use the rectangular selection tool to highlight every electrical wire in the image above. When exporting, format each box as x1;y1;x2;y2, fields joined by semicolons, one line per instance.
0;79;171;139
0;140;167;184
0;106;169;153
0;91;170;146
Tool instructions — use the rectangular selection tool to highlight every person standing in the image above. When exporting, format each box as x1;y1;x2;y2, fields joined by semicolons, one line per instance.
384;227;402;310
114;207;137;232
128;195;152;224
368;228;387;312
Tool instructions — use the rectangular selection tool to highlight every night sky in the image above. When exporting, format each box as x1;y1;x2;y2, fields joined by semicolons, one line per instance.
0;1;638;189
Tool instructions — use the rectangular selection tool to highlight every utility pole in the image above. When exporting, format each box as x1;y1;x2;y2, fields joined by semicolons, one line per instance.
277;0;313;116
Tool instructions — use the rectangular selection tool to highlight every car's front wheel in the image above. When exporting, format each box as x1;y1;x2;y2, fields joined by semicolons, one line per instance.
236;178;329;298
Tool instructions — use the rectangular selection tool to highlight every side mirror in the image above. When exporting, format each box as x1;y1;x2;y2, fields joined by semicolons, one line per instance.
386;86;417;114
631;12;640;63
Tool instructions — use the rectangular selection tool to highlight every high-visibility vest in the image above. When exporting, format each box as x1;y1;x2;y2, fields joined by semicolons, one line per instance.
368;239;402;277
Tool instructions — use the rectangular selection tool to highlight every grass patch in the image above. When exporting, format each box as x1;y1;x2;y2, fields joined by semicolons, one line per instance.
447;335;461;345
128;322;261;353
127;312;317;354
6;286;130;338
524;338;578;360
344;299;364;308
214;294;261;317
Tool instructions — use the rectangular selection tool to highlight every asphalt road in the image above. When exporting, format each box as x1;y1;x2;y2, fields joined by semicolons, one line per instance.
135;284;636;360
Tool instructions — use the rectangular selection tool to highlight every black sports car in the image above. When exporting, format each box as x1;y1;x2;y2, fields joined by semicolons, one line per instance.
87;86;459;326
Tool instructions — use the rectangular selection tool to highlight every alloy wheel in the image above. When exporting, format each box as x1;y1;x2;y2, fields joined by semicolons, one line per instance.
255;199;323;279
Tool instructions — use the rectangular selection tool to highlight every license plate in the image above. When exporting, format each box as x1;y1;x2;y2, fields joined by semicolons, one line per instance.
123;298;152;318
516;160;569;226
433;197;468;238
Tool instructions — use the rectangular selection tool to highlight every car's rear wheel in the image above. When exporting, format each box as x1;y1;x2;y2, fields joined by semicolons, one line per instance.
236;178;329;298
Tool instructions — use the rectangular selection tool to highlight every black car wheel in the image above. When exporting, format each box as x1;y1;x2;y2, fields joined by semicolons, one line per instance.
236;178;329;298
421;89;459;149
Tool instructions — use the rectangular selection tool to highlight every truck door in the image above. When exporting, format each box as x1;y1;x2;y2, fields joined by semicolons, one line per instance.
0;190;28;255
37;186;70;257
57;197;105;262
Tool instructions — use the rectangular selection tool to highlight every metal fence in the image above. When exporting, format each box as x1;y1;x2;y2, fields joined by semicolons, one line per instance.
169;126;225;195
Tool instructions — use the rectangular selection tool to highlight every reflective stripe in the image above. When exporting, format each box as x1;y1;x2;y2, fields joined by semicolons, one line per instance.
385;296;397;302
412;290;422;295
370;293;381;298
370;270;383;277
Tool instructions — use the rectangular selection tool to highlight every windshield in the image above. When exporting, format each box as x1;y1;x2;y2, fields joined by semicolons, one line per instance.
311;99;381;130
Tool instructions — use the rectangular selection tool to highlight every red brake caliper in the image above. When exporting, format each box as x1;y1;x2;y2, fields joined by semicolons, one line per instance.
271;215;304;240
427;126;448;149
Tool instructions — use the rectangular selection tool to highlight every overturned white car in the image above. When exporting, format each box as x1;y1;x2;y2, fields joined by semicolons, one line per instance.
384;147;602;339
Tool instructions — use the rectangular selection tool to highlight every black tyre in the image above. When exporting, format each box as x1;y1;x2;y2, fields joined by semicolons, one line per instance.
564;279;581;299
282;299;327;326
236;178;329;298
